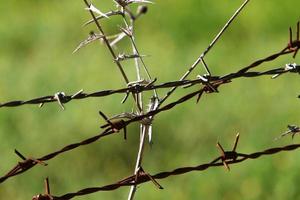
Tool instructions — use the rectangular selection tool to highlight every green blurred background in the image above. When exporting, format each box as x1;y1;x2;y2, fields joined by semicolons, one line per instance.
0;0;299;199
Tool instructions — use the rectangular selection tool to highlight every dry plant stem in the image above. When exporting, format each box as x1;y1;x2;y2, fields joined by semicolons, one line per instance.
121;14;159;99
120;9;148;200
128;126;147;200
130;37;159;99
124;28;160;200
83;0;143;112
159;0;250;106
45;177;50;194
201;0;250;58
121;12;144;108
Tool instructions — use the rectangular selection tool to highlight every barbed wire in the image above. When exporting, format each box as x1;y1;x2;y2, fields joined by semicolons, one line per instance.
0;48;298;110
0;49;299;184
48;141;300;199
0;129;114;184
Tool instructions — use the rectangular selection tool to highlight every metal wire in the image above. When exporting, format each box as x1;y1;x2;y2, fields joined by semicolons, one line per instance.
51;143;300;199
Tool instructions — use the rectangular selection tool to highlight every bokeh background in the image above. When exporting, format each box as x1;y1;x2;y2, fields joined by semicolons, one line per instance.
0;0;299;199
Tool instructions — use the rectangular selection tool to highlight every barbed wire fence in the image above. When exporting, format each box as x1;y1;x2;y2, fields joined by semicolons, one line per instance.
1;0;300;199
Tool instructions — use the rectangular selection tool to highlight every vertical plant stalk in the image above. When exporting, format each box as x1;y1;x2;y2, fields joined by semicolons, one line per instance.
127;125;147;200
120;9;153;200
83;4;156;199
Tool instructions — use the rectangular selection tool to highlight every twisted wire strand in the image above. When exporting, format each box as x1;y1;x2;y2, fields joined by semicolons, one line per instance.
52;143;300;199
0;48;298;109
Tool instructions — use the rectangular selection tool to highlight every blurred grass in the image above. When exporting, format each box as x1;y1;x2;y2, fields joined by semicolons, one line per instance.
0;0;299;199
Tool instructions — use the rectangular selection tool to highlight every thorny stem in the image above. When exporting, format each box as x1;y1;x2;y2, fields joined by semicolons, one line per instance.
126;18;145;200
119;8;153;200
159;0;251;106
121;12;159;99
83;4;149;197
120;9;144;113
83;0;143;112
127;126;147;200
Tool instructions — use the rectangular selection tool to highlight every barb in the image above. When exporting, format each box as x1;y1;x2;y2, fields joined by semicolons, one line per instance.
83;11;124;26
286;21;300;58
216;133;240;171
73;31;104;54
275;125;300;140
32;177;53;200
0;129;114;184
52;142;300;199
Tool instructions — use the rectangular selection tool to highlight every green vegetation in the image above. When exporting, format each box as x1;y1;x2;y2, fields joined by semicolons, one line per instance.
0;0;299;199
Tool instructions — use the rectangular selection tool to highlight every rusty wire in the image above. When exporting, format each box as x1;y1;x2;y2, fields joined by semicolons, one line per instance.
0;129;114;184
48;142;300;199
